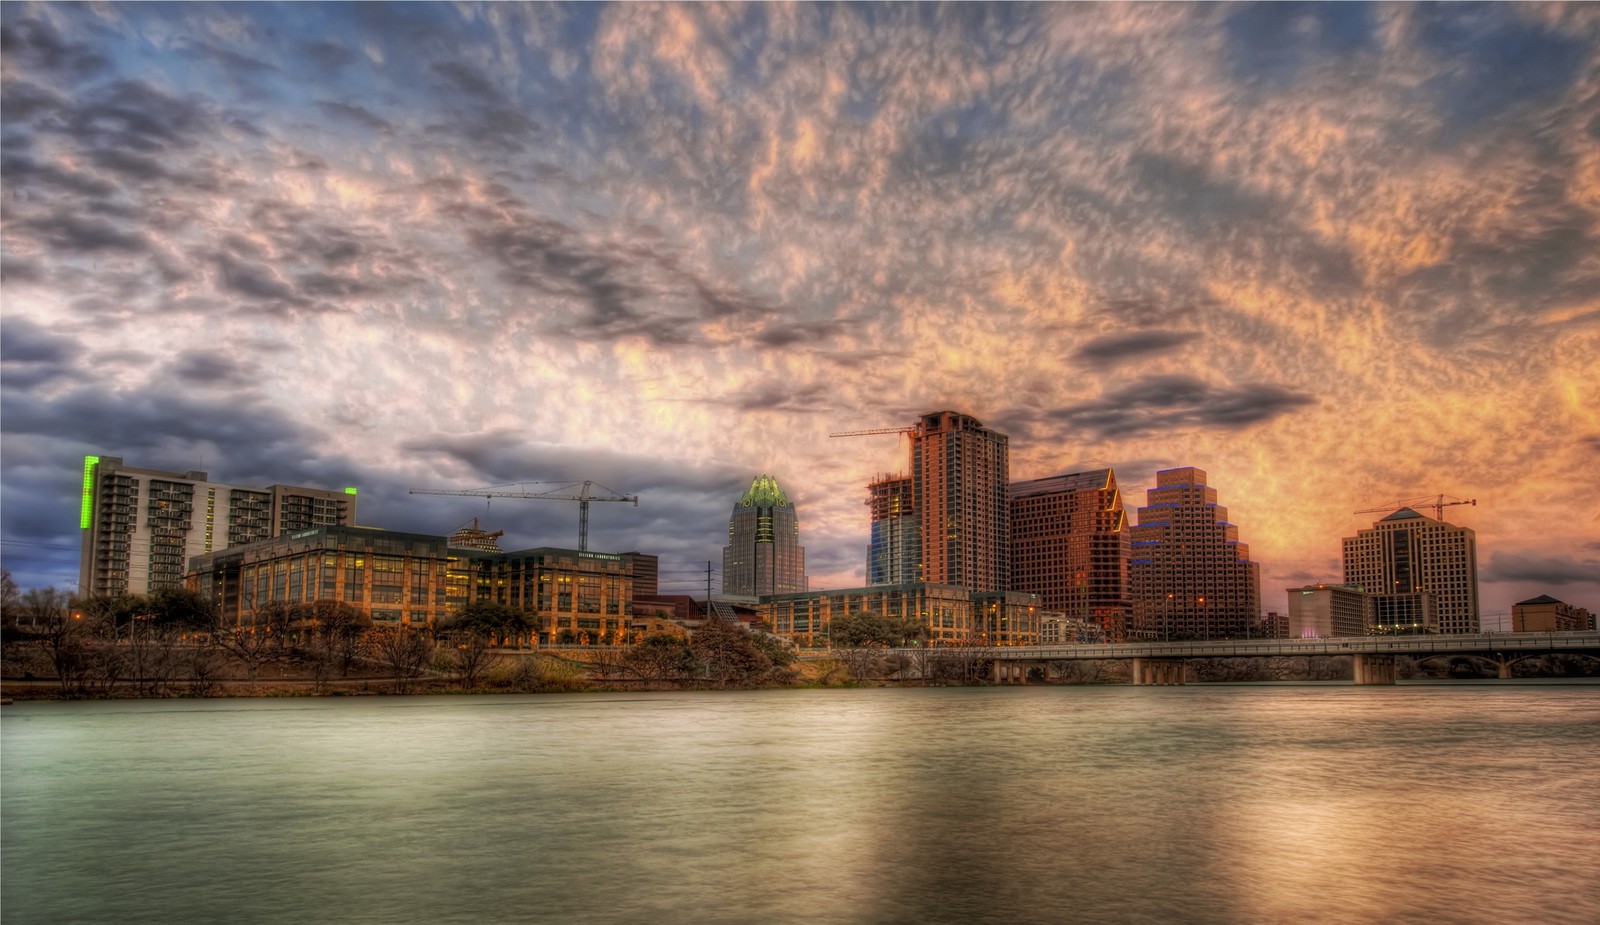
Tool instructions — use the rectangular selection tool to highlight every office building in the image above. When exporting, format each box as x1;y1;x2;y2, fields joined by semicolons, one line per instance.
1511;595;1590;632
911;411;1010;593
866;475;918;584
1009;468;1131;640
761;582;1040;647
1129;467;1262;640
1286;583;1369;638
1343;508;1479;634
80;455;355;597
189;526;635;645
722;474;807;597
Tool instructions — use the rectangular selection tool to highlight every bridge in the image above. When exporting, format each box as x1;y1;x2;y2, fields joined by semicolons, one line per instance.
882;631;1600;686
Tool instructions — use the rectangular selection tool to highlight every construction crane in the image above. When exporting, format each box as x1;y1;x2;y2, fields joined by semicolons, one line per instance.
829;426;920;438
1356;494;1477;522
409;481;639;552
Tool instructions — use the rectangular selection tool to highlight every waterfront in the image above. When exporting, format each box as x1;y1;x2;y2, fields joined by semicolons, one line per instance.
4;685;1598;925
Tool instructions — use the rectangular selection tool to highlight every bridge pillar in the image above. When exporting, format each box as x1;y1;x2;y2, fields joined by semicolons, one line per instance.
1352;653;1397;685
1132;658;1185;686
1497;660;1512;679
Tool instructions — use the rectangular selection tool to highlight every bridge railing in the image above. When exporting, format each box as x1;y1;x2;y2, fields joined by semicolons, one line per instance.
885;630;1600;662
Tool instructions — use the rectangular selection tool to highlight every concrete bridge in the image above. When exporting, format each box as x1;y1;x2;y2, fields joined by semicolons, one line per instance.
886;630;1600;686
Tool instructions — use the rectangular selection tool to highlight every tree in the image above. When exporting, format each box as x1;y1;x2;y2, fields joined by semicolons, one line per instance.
622;632;698;684
295;600;371;690
369;624;435;693
828;610;924;648
690;617;770;686
827;611;924;681
146;587;219;633
0;569;19;622
213;600;295;681
21;587;94;691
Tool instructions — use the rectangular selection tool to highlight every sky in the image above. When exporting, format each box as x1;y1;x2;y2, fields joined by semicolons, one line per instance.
2;2;1598;622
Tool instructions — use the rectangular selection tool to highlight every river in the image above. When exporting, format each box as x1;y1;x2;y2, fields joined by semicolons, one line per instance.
3;684;1598;924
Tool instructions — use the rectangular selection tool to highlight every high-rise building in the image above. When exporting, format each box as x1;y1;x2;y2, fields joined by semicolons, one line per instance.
1009;468;1131;639
1286;583;1369;638
866;474;917;585
722;474;807;597
1129;467;1261;640
1343;508;1479;634
79;455;356;597
910;411;1010;593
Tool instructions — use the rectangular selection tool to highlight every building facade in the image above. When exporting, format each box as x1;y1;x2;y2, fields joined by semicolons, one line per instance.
1286;583;1369;638
190;525;448;629
1343;508;1479;634
1129;467;1262;640
1511;595;1592;632
723;474;807;597
761;582;1040;647
911;411;1010;593
1009;468;1131;640
188;526;637;645
80;455;356;598
866;475;918;585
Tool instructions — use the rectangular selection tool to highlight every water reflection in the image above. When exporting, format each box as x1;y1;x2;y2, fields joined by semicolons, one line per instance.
4;686;1598;925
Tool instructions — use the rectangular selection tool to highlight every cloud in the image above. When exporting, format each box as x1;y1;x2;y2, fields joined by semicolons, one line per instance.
1073;330;1199;367
0;16;112;82
1046;375;1317;439
1483;551;1600;587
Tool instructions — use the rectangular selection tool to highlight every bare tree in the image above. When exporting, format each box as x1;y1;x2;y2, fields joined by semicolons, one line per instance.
21;587;93;691
295;600;371;690
369;624;435;693
213;600;294;681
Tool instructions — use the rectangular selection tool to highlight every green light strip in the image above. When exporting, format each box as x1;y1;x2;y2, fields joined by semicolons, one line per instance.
344;486;358;495
80;455;99;529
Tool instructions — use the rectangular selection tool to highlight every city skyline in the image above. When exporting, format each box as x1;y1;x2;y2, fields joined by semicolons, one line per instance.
3;3;1598;620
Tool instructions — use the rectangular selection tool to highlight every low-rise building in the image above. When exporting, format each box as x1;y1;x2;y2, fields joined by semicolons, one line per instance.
1511;595;1590;632
1286;583;1369;638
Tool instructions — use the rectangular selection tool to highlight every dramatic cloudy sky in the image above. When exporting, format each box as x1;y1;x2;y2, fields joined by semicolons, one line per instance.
3;2;1598;620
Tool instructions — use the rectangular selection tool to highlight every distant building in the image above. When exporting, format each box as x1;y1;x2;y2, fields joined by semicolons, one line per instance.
1039;613;1107;645
1343;508;1479;634
1370;591;1437;634
189;525;447;630
621;551;659;598
1287;584;1369;638
912;411;1010;593
1009;468;1131;640
189;526;636;645
866;475;918;585
722;475;807;597
1129;467;1261;640
80;455;356;597
1511;595;1589;632
761;581;1039;647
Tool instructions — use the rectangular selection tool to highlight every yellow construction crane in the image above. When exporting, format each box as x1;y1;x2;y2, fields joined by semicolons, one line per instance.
1355;494;1477;522
409;481;639;552
829;426;920;438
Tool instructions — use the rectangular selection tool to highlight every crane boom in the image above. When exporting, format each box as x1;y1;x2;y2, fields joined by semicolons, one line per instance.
410;481;639;551
1355;493;1477;522
830;426;919;438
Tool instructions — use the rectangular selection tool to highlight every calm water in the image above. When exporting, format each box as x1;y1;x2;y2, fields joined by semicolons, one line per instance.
4;685;1599;925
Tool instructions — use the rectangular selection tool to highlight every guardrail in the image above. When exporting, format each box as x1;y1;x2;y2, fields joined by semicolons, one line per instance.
877;630;1600;662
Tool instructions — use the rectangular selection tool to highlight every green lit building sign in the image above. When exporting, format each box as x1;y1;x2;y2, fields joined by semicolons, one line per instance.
80;455;99;529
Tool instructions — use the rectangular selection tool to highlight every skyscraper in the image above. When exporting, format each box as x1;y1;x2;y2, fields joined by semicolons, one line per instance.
1129;467;1261;640
79;455;356;597
866;474;917;585
911;411;1010;593
723;474;807;597
1343;508;1479;634
1009;468;1131;639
